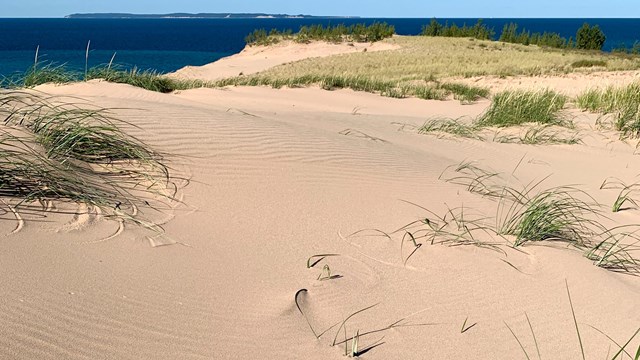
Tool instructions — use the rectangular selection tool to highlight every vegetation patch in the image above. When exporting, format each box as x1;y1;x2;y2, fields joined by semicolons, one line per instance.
87;66;204;93
440;82;490;103
499;22;572;49
419;118;481;139
421;18;494;40
438;161;640;273
493;125;582;145
571;59;607;68
498;185;601;247
576;83;640;138
476;90;568;127
1;62;205;93
244;22;396;46
0;91;176;234
216;74;488;102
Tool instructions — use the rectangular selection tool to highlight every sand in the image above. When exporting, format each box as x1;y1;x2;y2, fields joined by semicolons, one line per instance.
449;70;640;97
1;43;639;360
170;40;399;81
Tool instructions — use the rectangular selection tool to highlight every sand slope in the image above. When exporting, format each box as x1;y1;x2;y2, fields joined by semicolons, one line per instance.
1;65;640;359
171;40;398;81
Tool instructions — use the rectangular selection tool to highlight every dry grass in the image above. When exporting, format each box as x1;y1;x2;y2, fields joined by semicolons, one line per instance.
224;37;640;90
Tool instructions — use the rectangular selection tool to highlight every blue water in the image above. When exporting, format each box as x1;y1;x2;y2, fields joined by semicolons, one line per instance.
1;18;640;77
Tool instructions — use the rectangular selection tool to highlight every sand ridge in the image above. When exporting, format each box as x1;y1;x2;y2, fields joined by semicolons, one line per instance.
170;40;399;81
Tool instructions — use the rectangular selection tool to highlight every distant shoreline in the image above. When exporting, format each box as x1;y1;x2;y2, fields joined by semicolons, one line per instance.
65;13;360;19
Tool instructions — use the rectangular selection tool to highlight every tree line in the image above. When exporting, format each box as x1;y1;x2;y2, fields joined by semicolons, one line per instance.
422;19;607;51
245;22;396;46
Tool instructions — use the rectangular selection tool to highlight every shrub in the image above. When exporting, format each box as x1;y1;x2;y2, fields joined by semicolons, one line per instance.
576;23;606;51
421;19;494;40
499;23;571;49
244;22;395;46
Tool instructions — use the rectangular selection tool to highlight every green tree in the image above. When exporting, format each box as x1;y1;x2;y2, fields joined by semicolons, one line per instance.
422;18;443;37
576;23;606;50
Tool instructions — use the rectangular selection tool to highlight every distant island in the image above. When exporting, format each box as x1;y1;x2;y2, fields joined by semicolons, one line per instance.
65;13;359;19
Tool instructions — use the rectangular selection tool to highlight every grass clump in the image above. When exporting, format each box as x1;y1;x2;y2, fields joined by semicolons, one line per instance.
476;90;568;127
440;160;640;272
586;229;640;272
87;66;204;93
22;62;78;87
0;90;175;229
571;59;607;68
440;82;490;103
218;74;487;103
576;83;640;138
600;178;640;213
419;118;481;139
493;125;581;145
499;185;601;247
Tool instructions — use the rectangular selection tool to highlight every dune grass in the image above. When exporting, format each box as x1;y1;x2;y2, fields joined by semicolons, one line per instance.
0;61;206;93
493;125;582;145
600;178;640;213
216;73;488;101
0;90;175;227
441;161;602;248
418;91;578;145
476;90;568;127
498;185;601;247
576;83;640;138
571;59;607;68
230;36;640;87
86;66;205;93
211;36;640;102
438;160;640;272
419;118;482;139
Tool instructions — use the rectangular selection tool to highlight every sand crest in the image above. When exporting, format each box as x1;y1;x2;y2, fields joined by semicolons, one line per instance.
171;40;399;81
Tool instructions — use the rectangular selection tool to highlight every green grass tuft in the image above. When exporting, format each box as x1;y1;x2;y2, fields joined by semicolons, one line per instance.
493;125;581;145
576;83;640;138
571;59;607;68
476;90;568;127
0;91;175;228
419;118;482;139
87;66;205;93
440;82;490;103
499;185;601;247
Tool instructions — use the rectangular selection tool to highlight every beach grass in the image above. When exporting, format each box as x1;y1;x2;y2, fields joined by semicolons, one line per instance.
1;62;206;93
216;74;488;101
0;90;174;224
213;36;640;102
86;66;205;93
227;36;640;89
493;125;582;145
476;90;568;127
576;83;640;138
571;59;607;68
419;118;482;139
498;185;601;247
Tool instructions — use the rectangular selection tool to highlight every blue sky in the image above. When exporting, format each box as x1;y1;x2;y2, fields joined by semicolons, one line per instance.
3;0;639;18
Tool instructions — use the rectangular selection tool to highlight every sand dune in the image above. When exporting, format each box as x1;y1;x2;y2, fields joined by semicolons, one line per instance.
170;40;399;81
1;46;639;360
449;70;640;96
